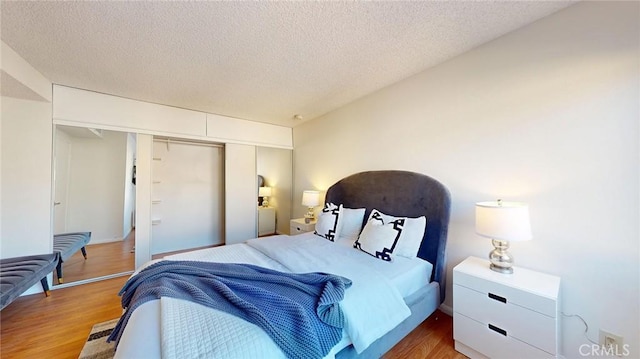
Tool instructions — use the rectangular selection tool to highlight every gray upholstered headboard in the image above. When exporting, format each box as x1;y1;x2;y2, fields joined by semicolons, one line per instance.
325;170;451;303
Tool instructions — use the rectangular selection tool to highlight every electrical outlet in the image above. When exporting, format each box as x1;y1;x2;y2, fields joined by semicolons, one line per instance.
599;330;624;355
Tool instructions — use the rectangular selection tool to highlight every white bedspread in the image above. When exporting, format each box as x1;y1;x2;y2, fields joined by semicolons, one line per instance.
115;234;415;358
246;234;411;353
158;243;290;358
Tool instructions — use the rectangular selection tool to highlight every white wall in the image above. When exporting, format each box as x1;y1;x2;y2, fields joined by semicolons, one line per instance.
292;2;639;358
1;96;52;258
1;41;51;102
65;130;128;243
53;128;71;233
1;40;53;296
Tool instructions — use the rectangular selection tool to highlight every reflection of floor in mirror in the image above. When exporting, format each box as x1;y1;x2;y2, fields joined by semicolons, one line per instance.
54;230;135;284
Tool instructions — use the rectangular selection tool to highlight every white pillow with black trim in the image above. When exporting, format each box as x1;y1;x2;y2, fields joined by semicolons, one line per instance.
314;203;343;241
337;207;366;243
354;213;404;261
366;209;426;259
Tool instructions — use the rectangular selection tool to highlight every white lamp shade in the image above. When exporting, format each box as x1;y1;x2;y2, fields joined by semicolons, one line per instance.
258;186;272;197
476;201;532;242
301;190;320;207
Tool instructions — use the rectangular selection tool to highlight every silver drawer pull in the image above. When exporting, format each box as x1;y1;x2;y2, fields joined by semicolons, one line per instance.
488;324;507;336
488;292;507;303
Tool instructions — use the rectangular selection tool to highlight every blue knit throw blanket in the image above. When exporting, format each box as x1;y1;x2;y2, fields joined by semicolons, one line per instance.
107;261;352;359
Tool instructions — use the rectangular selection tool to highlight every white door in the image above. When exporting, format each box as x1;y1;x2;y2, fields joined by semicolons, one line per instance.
53;129;71;234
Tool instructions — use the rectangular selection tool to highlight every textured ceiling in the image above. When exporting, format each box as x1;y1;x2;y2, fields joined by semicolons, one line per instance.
1;1;575;127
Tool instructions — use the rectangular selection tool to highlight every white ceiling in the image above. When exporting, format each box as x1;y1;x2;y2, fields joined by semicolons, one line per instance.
1;1;575;127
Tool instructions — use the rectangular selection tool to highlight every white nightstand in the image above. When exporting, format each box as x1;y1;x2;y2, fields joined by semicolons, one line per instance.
258;207;276;236
453;256;560;359
290;218;316;235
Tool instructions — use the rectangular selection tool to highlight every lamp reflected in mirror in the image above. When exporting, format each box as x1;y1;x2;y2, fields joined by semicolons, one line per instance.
259;186;272;207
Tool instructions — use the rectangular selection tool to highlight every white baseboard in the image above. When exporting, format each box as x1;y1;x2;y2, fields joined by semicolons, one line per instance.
88;237;123;245
439;303;453;316
455;341;489;359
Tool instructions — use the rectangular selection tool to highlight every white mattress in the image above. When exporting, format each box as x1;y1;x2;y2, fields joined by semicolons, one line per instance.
115;232;433;358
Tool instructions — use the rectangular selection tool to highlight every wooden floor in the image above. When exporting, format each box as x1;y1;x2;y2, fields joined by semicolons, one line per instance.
0;276;128;359
1;275;466;359
54;230;135;285
384;311;467;359
54;229;212;285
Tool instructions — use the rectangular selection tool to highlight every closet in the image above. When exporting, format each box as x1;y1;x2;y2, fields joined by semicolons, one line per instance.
53;85;293;270
151;138;224;255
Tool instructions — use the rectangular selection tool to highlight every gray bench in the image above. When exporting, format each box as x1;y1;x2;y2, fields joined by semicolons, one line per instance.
0;253;60;310
53;232;91;284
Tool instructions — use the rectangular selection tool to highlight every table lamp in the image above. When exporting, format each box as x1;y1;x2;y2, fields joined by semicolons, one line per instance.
475;199;532;274
259;186;272;207
301;190;320;223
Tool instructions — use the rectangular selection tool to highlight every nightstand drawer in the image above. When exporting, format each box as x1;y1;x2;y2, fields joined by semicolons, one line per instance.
455;266;557;317
454;313;554;359
290;218;316;235
454;284;556;355
290;224;308;235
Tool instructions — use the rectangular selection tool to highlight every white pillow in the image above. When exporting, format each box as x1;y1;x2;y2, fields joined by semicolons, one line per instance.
314;203;343;241
367;209;426;259
337;207;366;242
354;214;403;261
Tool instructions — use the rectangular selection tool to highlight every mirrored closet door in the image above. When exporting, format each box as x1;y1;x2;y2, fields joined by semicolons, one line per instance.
53;125;136;285
257;146;292;236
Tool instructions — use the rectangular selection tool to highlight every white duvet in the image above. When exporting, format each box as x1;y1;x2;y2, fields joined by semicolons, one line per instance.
115;233;421;359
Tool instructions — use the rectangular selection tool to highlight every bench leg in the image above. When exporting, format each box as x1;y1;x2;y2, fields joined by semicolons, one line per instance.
81;246;87;259
56;261;63;284
40;277;51;297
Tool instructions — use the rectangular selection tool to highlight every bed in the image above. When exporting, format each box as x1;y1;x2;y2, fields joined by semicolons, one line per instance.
113;170;450;358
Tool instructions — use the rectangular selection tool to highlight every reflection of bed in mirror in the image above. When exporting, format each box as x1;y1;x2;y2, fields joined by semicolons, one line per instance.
112;170;450;358
53;125;137;285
